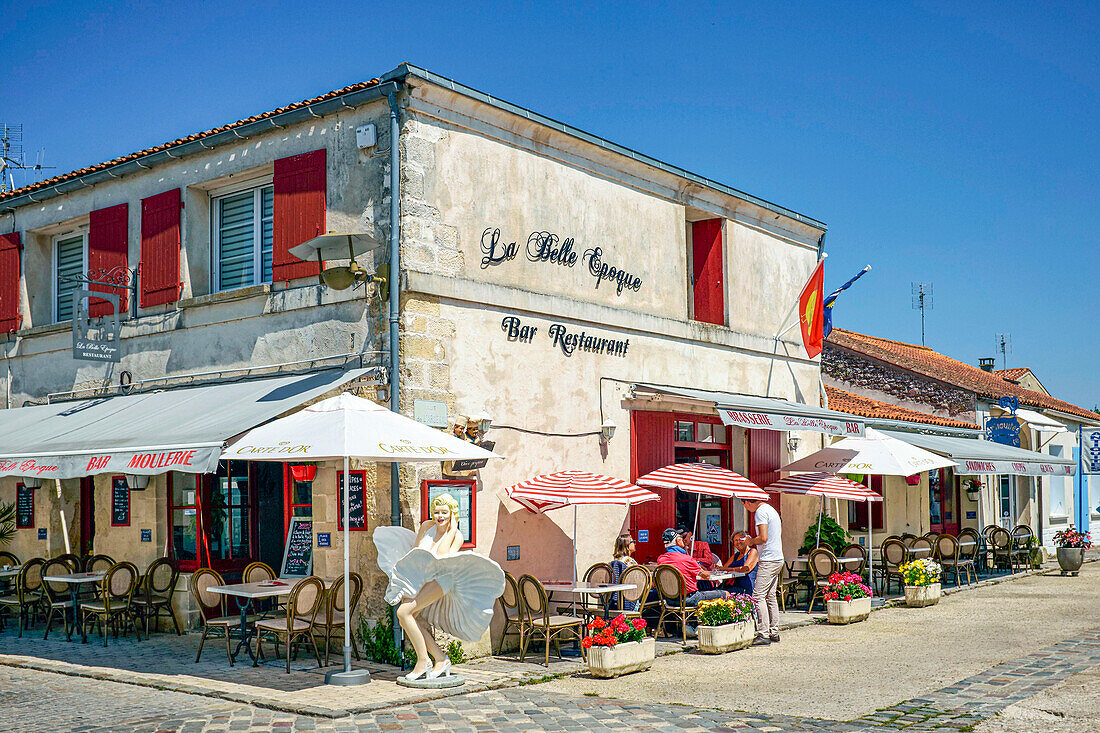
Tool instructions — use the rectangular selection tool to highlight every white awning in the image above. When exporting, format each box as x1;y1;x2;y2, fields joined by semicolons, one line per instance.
1013;408;1069;433
0;368;375;479
879;430;1076;477
633;384;865;437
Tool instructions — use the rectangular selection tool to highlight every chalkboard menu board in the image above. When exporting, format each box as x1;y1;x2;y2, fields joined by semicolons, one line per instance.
111;476;130;526
337;471;367;531
280;517;313;578
16;483;33;529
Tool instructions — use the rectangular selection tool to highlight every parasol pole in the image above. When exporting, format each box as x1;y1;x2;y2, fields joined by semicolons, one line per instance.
692;494;702;550
343;454;351;674
815;495;825;548
573;504;578;585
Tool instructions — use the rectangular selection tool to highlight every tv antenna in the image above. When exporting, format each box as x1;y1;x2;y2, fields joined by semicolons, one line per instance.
0;124;55;192
911;282;933;346
996;333;1012;369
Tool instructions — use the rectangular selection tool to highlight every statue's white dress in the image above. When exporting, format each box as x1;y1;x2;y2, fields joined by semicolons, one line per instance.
373;525;505;642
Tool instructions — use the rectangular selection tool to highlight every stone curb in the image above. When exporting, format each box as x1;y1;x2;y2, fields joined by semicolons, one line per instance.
0;558;1093;719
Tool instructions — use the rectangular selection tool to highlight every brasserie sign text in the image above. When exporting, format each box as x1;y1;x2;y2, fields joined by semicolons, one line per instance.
480;227;643;296
502;316;629;357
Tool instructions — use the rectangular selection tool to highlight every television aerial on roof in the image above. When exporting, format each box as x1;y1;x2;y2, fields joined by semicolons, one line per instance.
0;123;55;192
996;333;1012;370
911;282;933;346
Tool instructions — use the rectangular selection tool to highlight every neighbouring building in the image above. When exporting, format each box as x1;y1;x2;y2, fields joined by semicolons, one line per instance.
823;329;1099;545
0;63;863;652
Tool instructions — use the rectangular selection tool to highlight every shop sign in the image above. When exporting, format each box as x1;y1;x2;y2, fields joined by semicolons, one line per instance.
985;416;1021;447
413;399;449;428
1081;428;1100;473
0;447;221;479
72;289;121;362
960;458;1074;476
316;532;331;547
501;316;630;357
718;408;864;437
480;227;643;296
422;478;477;548
280;517;314;578
506;545;520;561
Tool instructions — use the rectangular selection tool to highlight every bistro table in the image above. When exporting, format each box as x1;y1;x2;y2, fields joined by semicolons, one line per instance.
787;555;864;572
49;571;106;643
209;580;295;666
543;582;636;620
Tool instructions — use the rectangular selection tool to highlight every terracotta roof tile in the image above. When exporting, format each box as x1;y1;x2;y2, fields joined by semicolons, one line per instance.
825;386;980;430
826;329;1100;422
0;79;383;203
994;367;1030;381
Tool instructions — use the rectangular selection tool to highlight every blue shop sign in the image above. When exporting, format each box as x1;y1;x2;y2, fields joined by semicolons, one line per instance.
986;416;1021;447
316;532;331;547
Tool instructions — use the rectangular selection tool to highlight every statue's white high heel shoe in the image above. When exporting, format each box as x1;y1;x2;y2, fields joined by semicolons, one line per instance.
426;659;451;679
404;666;430;681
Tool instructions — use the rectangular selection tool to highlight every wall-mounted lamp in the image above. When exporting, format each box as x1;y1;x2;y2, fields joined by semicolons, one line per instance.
21;476;42;489
288;232;388;297
601;418;617;443
471;411;493;435
125;474;150;490
786;434;801;453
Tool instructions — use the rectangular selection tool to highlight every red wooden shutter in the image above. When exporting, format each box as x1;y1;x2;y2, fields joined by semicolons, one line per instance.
139;189;182;307
630;410;676;563
747;429;782;534
691;218;725;325
272;149;326;282
0;232;22;333
88;203;129;316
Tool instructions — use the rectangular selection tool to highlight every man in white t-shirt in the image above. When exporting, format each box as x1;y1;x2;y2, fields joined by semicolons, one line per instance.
743;498;783;645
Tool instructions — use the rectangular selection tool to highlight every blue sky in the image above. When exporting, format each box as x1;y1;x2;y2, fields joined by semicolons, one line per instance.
3;2;1098;408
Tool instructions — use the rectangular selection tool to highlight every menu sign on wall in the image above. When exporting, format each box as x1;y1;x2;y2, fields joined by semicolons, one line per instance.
337;471;367;530
111;476;130;526
16;483;33;528
280;517;313;577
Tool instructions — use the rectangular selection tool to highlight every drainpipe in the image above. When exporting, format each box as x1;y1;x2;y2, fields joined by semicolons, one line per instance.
383;83;404;658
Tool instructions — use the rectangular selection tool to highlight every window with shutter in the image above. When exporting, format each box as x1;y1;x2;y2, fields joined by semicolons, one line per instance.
0;232;21;333
272;149;325;282
54;232;87;323
88;203;130;317
140;189;182;307
213;184;273;291
691;218;725;325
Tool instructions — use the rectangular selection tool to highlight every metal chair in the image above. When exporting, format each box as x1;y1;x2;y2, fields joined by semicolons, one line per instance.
256;576;325;673
957;528;982;575
899;533;918;545
0;551;19;567
189;567;240;664
910;536;935;561
81;561;141;646
55;553;82;573
1010;525;1034;571
778;562;800;612
85;554;116;573
40;558;74;640
494;572;525;655
840;543;868;578
311;572;362;666
880;539;907;596
989;527;1013;572
131;557;182;636
935;534;970;586
654;564;696;644
616;564;653;623
243;561;276;583
0;557;44;637
517;574;584;665
806;548;837;613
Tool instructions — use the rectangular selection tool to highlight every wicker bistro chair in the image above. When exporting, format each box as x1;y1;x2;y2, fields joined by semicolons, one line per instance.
517;574;585;665
85;554;115;573
189;568;245;664
957;528;983;575
55;553;82;573
255;576;325;673
81;561;141;646
131;557;182;636
654;564;699;643
778;562;801;612
39;558;74;640
494;572;525;655
243;561;276;583
311;572;363;667
910;536;935;561
935;534;971;586
0;557;44;637
615;564;654;622
1011;525;1034;571
899;533;918;545
989;528;1014;573
840;544;868;579
806;548;838;613
880;539;908;596
0;551;18;567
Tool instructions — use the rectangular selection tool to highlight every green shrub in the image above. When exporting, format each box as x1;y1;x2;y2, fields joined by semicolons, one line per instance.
357;611;415;667
799;512;849;555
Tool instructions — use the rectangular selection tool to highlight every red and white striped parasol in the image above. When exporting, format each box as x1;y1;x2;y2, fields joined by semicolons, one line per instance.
505;470;659;513
767;472;883;502
505;471;659;583
636;462;768;500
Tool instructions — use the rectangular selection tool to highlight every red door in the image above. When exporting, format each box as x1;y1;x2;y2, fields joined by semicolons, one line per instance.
747;429;781;537
692;219;725;325
630;411;676;563
929;468;959;535
79;477;95;559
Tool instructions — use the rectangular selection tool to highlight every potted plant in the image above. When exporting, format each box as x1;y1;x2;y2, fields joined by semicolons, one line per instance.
694;594;756;654
899;558;941;607
582;614;654;678
1052;526;1092;576
799;513;849;556
824;571;873;624
964;478;983;502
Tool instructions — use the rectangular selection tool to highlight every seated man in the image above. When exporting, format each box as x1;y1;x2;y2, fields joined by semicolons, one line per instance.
719;531;758;596
679;527;716;571
656;527;729;607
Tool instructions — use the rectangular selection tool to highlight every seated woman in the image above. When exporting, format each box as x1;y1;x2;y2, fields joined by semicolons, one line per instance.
720;531;758;596
611;532;638;610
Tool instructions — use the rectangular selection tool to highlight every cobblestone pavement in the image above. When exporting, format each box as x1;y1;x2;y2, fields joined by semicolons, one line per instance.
6;624;1100;732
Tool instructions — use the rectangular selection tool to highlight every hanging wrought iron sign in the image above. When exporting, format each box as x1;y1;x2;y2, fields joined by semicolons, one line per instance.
72;289;121;362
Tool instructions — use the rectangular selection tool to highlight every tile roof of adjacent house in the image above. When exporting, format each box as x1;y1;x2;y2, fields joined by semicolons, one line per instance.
824;386;980;431
995;367;1030;381
826;328;1100;422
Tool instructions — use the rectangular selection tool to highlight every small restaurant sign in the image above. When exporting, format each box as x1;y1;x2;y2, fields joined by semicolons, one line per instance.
985;416;1021;447
72;289;121;363
501;316;630;358
719;408;864;437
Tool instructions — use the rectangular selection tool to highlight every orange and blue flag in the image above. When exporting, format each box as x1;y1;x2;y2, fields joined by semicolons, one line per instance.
823;265;872;339
798;260;825;358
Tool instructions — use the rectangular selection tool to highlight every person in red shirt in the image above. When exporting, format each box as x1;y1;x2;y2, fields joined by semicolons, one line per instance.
656;528;729;606
679;527;716;571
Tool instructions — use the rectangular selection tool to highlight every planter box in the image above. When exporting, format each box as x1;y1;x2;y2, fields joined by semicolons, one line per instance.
826;596;872;624
904;583;941;608
697;620;755;654
586;637;655;678
1057;547;1085;575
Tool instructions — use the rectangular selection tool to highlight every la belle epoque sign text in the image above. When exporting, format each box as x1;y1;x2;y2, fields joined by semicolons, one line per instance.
480;228;643;296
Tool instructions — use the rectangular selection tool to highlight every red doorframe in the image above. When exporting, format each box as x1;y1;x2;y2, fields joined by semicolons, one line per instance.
79;477;95;558
747;429;782;537
929;467;959;535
